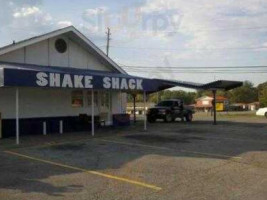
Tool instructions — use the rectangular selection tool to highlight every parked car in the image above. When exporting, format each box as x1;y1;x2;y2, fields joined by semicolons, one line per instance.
256;107;267;118
147;99;194;123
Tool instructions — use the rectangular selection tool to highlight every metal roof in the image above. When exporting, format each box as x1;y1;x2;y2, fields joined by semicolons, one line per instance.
0;62;243;92
201;80;243;90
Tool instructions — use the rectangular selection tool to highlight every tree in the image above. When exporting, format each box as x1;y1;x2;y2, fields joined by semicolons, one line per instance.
228;81;258;103
258;81;267;107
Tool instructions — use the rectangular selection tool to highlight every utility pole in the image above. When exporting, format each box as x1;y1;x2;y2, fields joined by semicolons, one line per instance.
106;27;111;57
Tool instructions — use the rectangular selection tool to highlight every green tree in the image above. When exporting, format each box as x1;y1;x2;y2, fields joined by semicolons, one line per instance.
258;81;267;107
228;81;258;103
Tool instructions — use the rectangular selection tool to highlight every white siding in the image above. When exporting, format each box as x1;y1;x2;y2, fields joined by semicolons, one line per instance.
0;88;124;119
25;40;49;66
0;48;24;63
0;36;112;71
48;36;69;67
111;91;127;114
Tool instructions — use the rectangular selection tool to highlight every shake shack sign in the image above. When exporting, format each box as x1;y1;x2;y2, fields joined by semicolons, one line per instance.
36;72;143;90
2;68;161;91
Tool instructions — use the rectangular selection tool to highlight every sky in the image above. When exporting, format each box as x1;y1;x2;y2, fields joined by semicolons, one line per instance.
0;0;267;88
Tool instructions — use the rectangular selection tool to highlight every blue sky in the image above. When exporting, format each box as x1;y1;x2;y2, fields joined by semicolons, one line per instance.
1;0;267;88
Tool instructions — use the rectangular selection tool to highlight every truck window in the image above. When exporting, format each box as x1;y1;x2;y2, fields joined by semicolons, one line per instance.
157;101;174;107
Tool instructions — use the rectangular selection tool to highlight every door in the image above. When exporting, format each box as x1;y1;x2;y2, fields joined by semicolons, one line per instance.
173;101;182;117
99;91;112;125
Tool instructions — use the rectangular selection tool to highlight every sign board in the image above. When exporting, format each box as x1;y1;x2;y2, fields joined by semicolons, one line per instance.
2;68;161;92
216;103;224;111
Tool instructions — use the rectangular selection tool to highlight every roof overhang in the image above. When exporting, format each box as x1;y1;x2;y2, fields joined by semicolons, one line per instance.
201;80;243;91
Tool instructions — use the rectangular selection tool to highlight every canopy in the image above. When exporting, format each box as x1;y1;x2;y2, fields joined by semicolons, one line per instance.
0;62;243;92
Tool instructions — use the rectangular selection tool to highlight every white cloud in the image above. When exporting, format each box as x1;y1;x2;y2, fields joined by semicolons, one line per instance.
57;21;73;28
139;0;267;49
13;6;41;18
83;7;108;16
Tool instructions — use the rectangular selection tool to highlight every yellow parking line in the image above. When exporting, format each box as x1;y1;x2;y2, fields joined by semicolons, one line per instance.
96;138;242;160
4;150;162;191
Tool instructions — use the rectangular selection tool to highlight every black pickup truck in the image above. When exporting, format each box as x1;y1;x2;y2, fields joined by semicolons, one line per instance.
147;99;194;123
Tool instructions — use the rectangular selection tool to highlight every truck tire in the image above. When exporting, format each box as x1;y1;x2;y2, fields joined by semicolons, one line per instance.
185;113;193;122
164;113;172;123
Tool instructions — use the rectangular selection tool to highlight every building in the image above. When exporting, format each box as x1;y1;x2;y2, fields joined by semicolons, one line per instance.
0;26;140;139
195;95;229;112
248;102;260;111
0;26;243;143
126;102;155;115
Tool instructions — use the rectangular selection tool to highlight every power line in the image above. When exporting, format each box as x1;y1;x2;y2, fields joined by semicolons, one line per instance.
121;65;267;69
127;25;267;33
110;45;267;51
124;70;267;74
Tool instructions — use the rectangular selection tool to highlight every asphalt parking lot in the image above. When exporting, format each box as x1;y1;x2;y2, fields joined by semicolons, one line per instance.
0;115;267;200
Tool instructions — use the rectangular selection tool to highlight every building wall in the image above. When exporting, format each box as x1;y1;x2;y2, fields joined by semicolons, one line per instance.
0;36;111;71
0;88;126;119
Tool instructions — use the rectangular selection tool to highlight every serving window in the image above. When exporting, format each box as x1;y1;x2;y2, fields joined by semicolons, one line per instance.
71;90;83;107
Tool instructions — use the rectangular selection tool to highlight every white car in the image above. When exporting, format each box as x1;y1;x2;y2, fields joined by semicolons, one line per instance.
256;107;267;118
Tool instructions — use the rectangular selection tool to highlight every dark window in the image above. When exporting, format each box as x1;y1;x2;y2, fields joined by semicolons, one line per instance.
173;101;179;107
55;39;67;53
157;101;174;107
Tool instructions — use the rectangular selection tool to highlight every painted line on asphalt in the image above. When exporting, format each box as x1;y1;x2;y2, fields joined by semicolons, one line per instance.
4;150;162;191
173;133;267;144
96;138;242;160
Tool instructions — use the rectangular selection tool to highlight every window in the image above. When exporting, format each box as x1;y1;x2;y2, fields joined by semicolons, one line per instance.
157;101;174;107
71;91;83;107
87;91;98;106
100;91;109;108
55;38;67;53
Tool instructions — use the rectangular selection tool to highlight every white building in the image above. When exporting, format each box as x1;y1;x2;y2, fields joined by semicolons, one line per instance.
0;26;136;139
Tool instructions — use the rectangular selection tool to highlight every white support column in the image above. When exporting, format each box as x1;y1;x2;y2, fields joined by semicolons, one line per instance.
108;90;111;125
15;88;19;145
91;89;95;136
143;91;147;131
120;90;122;113
59;120;63;134
43;122;47;135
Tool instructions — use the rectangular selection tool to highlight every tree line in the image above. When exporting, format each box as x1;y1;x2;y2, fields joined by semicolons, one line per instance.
128;81;267;107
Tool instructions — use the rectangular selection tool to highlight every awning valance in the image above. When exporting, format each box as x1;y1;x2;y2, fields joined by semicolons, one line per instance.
0;62;243;92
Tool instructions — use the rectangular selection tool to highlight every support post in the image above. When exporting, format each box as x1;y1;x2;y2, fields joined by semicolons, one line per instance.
59;120;63;134
43;122;47;135
15;88;19;145
133;94;136;123
120;90;122;113
91;89;95;136
212;89;217;125
143;91;147;131
108;90;111;125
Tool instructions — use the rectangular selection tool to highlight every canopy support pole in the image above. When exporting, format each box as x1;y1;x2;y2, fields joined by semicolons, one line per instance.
91;89;95;136
133;94;136;123
212;89;217;125
143;91;147;131
15;88;20;145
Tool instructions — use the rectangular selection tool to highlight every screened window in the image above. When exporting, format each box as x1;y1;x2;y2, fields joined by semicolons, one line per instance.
100;91;109;108
71;91;83;107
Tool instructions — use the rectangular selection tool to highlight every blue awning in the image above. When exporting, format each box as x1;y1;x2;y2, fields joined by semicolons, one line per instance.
0;62;242;92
